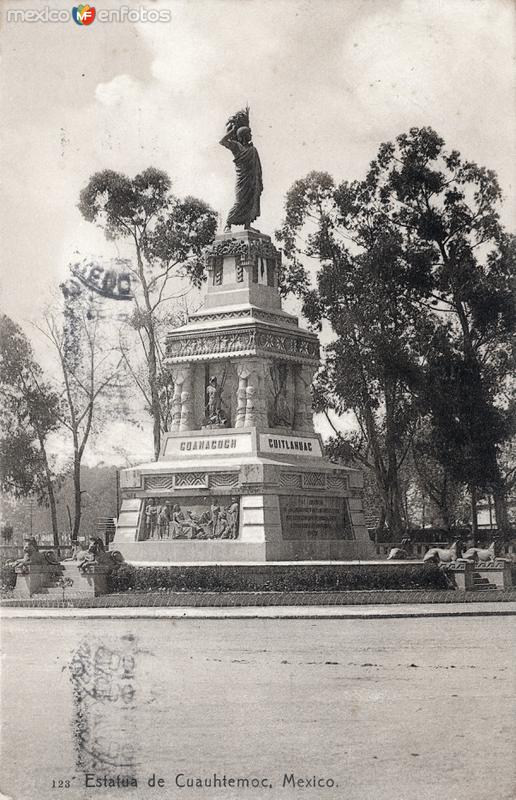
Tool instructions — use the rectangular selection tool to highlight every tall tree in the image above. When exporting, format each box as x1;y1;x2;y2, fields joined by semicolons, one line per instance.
278;128;514;539
0;315;62;545
36;295;125;541
341;127;514;536
410;427;465;532
277;172;423;538
78;168;217;458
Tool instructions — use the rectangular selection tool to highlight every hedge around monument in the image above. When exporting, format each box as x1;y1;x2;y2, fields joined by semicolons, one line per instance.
107;563;451;594
0;563;16;592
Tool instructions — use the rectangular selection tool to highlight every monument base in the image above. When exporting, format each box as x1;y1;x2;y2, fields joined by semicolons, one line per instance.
111;540;373;564
113;427;374;563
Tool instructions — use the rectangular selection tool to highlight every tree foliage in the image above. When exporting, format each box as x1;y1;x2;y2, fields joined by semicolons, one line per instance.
79;168;218;458
277;171;424;536
277;127;515;536
0;315;62;545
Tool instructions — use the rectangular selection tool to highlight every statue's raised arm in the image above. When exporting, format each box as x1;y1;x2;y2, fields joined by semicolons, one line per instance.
219;106;263;232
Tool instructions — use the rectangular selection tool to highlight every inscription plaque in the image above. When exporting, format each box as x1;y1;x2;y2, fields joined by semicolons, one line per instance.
162;431;253;458
279;495;353;540
259;433;322;457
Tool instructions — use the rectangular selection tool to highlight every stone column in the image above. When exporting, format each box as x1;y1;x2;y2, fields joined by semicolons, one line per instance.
244;361;268;428
301;365;315;431
294;364;315;432
293;365;304;430
235;363;248;429
244;382;257;427
235;360;268;428
179;364;194;431
256;362;269;427
170;370;183;432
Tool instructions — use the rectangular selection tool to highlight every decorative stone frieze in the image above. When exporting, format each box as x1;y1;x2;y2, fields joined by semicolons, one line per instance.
190;308;298;327
166;326;319;364
174;472;209;489
210;472;239;488
204;235;280;264
144;476;175;491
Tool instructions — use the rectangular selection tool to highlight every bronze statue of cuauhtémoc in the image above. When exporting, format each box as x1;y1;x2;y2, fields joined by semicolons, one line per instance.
219;106;263;231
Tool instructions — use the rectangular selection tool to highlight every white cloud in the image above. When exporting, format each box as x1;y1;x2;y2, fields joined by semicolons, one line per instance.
95;74;142;107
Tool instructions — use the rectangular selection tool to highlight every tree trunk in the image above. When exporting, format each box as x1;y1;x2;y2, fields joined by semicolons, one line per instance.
66;505;73;539
135;241;162;460
375;508;386;542
148;338;162;461
492;483;509;555
492;487;509;532
383;379;405;540
364;428;405;541
470;486;478;543
439;473;453;532
37;435;60;548
72;454;81;542
384;483;405;540
46;479;59;549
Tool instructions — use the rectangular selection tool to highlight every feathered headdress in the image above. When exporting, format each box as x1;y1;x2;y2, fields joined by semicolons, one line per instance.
226;105;250;132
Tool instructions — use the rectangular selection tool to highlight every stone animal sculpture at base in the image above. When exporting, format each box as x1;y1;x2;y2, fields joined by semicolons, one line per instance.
461;541;496;563
9;538;60;573
387;548;409;560
74;537;124;572
423;541;458;564
387;537;414;560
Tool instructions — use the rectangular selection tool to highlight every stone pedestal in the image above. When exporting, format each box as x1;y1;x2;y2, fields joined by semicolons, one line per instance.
12;565;58;598
114;229;374;564
446;560;475;591
60;562;111;597
475;560;513;590
446;559;513;590
114;427;372;563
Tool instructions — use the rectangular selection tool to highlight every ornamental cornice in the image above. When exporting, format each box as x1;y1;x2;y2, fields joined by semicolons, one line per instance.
190;308;298;327
165;324;320;364
204;237;281;264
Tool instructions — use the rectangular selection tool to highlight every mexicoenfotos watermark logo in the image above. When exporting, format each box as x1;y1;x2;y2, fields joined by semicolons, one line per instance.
72;4;95;25
6;5;172;23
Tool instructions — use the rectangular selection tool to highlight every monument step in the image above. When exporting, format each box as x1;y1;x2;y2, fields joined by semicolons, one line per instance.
45;578;65;587
35;587;67;596
471;584;498;591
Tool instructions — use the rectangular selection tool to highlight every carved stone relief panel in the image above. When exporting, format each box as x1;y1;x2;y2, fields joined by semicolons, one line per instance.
327;474;349;491
301;472;327;489
144;476;175;491
279;472;302;489
174;472;209;489
209;472;239;488
139;495;240;541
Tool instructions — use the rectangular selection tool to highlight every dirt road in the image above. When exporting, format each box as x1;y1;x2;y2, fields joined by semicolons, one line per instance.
1;616;514;800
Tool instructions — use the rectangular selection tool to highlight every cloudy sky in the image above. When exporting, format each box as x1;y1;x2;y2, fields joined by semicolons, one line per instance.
1;0;515;459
